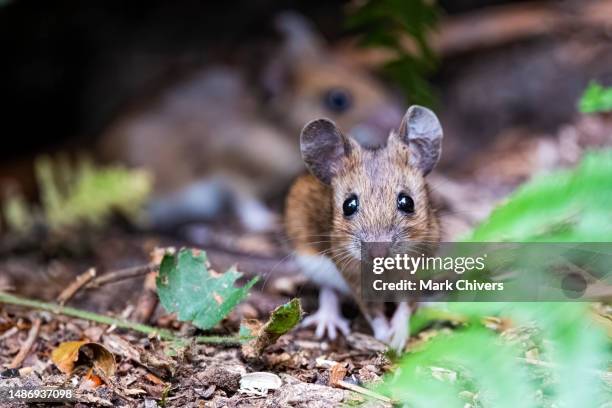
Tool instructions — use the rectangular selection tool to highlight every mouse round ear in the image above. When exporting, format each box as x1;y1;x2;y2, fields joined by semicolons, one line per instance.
301;119;354;184
395;105;443;175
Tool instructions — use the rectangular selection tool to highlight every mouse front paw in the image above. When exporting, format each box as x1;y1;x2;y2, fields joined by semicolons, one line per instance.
301;287;350;340
301;309;350;340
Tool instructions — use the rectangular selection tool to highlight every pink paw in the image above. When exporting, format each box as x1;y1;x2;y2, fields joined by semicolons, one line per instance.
301;309;350;340
301;287;350;340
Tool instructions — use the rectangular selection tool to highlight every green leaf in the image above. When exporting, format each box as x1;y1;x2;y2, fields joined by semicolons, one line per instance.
579;82;612;113
156;248;258;330
241;299;302;361
265;298;303;335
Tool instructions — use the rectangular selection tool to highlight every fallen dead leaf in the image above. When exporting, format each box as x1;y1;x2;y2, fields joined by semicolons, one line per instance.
329;362;347;387
51;340;116;377
102;334;176;378
145;372;165;385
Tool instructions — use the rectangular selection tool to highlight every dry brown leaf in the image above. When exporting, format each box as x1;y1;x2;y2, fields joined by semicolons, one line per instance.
51;340;116;377
329;362;347;387
145;372;165;385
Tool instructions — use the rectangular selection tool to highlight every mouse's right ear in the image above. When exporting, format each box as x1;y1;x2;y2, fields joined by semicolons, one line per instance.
301;118;353;184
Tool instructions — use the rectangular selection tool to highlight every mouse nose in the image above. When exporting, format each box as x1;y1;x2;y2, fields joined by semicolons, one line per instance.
368;242;392;259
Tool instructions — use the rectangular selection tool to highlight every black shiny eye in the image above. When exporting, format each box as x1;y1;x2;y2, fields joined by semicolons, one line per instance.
397;193;414;214
342;194;359;217
323;88;353;113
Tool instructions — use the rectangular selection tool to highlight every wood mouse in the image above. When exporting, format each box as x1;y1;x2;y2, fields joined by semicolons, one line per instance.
284;105;443;351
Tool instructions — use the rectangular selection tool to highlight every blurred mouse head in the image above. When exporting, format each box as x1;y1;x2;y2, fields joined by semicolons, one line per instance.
264;12;403;148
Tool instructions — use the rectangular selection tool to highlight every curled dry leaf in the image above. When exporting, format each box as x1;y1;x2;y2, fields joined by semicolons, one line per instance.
239;372;282;396
51;340;116;377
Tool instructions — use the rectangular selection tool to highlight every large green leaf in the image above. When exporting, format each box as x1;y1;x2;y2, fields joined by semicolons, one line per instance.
156;248;258;330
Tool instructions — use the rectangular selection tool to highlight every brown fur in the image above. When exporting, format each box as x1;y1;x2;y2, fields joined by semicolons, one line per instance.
285;132;441;315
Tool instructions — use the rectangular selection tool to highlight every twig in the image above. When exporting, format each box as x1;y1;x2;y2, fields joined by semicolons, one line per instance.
57;267;97;305
336;380;393;404
86;262;159;289
132;271;159;324
8;317;41;369
0;292;242;345
0;326;19;340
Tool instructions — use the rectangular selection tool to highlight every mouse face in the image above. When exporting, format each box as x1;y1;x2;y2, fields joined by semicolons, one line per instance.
300;105;443;261
330;143;438;259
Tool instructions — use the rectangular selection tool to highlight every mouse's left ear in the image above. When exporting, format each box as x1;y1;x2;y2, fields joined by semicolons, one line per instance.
394;105;443;175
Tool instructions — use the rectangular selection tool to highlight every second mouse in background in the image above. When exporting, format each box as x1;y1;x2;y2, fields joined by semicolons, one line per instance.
98;12;403;233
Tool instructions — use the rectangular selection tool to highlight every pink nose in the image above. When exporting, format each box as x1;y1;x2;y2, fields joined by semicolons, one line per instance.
368;242;392;259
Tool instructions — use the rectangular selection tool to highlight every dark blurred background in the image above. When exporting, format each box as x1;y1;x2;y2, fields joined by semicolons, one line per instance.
0;0;549;157
1;0;611;205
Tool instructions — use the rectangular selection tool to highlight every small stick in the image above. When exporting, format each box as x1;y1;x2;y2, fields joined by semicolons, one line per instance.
86;262;159;289
0;326;19;340
336;380;393;404
132;271;159;324
57;268;97;305
8;317;41;369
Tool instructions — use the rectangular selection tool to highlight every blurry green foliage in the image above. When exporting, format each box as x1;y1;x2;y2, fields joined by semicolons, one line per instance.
1;190;33;233
347;0;439;106
37;156;152;231
379;151;612;406
390;302;610;407
0;156;152;234
467;150;612;242
579;82;612;114
157;248;258;330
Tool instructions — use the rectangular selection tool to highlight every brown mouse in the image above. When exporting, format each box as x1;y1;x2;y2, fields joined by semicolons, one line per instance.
284;105;443;351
